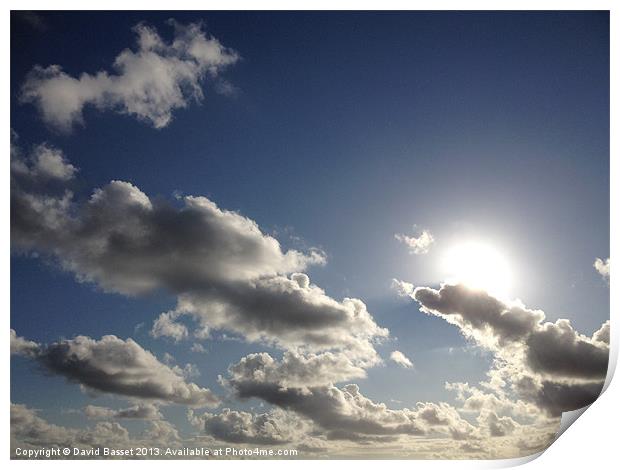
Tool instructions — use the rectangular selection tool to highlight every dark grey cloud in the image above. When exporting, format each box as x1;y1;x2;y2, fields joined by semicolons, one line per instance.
413;284;608;381
525;319;608;380
411;283;609;416
12;332;219;407
11;139;387;357
167;276;388;354
13;177;322;296
20;21;239;131
513;375;605;418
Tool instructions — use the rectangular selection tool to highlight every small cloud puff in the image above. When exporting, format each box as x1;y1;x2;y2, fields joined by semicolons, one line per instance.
395;229;434;255
390;350;414;369
594;257;610;281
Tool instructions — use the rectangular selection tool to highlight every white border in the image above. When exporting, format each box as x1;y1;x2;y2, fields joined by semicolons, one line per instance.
3;1;617;468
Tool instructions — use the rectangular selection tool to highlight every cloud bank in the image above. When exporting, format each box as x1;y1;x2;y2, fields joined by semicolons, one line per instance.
222;352;475;443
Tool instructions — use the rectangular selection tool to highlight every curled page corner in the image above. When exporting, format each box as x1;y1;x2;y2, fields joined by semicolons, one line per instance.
556;405;591;440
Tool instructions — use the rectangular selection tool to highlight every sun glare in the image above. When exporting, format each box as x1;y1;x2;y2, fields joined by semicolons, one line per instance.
442;241;513;299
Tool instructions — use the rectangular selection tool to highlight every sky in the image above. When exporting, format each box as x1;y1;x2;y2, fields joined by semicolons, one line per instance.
10;11;610;459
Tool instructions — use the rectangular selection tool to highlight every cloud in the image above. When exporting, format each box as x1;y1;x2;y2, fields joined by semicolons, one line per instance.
477;410;518;437
151;310;189;341
198;408;304;445
13;178;322;296
165;274;388;354
445;382;538;420
389;351;414;369
190;343;207;353
11;332;219;407
14;11;48;31
223;354;474;442
20;21;239;131
11;141;77;184
223;351;374;390
10;329;40;357
11;402;134;453
11;139;388;358
11;403;78;449
411;283;609;416
593;320;610;344
84;403;163;420
394;229;434;255
391;278;414;297
11;402;180;456
594;257;610;281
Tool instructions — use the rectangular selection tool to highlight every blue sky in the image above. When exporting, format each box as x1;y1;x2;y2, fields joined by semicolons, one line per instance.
10;11;609;458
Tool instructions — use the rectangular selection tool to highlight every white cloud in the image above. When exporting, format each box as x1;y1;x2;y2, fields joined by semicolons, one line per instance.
223;351;375;390
151;310;189;341
389;350;414;369
395;229;434;255
10;329;40;357
391;278;414;297
84;403;163;420
20;21;239;131
594;257;610;281
10;142;77;183
190;343;207;353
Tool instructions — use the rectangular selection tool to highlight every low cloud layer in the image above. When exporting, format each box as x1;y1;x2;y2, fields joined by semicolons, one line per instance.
11;402;181;456
20;21;238;131
223;353;474;443
11;331;219;407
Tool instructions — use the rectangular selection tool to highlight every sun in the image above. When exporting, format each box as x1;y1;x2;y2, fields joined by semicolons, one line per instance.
442;240;513;298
